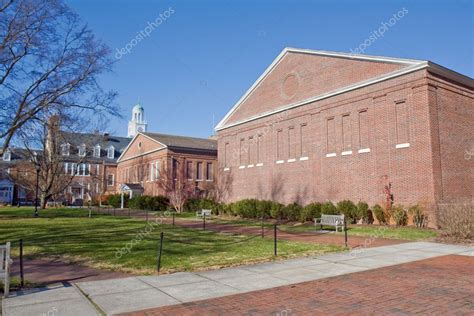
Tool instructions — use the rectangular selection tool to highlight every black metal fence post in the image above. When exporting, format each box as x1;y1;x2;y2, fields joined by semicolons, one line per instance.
157;232;164;273
273;224;277;256
261;216;264;238
19;239;24;287
146;209;148;222
344;219;348;247
172;213;175;226
203;213;206;230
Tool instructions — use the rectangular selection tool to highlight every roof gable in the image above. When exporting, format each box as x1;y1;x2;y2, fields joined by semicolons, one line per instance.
143;132;217;151
216;48;426;130
117;133;166;162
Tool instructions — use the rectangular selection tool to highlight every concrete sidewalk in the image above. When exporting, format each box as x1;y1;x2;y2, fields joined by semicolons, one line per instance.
3;242;473;315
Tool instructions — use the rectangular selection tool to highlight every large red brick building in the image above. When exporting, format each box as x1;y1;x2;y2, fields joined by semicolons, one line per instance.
215;48;473;224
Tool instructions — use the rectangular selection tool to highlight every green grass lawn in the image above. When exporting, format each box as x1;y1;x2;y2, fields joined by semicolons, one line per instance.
179;214;438;241
0;207;342;275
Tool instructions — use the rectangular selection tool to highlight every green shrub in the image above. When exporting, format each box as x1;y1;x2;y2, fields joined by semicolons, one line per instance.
184;198;201;213
128;195;169;211
282;202;302;221
337;200;358;223
256;200;273;218
300;202;322;222
392;204;408;227
270;202;285;219
356;201;370;224
107;194;128;208
408;205;427;228
372;204;386;225
232;199;259;218
321;201;338;215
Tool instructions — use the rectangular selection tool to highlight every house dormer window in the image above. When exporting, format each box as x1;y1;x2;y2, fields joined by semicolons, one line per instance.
93;145;101;158
78;144;86;157
107;146;115;159
61;143;70;156
2;149;11;161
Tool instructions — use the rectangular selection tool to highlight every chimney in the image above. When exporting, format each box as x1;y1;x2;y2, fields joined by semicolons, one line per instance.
46;115;61;157
103;132;109;141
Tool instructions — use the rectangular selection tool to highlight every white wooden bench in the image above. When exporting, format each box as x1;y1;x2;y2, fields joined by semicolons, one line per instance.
196;209;212;219
0;242;13;297
314;214;345;232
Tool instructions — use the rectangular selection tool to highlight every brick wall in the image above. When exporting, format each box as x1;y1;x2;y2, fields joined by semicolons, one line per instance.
217;52;473;227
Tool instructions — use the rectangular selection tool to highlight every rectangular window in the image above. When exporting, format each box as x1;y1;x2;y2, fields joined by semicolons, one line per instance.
300;124;308;157
206;162;213;180
248;136;256;165
358;110;369;149
61;144;70;156
327;117;336;153
172;159;178;180
224;142;229;168
277;129;283;160
239;138;246;166
78;145;86;157
107;174;114;186
186;161;193;179
257;134;262;163
395;101;409;144
196;162;203;180
342;114;352;150
64;162;68;174
288;127;296;159
155;161;160;180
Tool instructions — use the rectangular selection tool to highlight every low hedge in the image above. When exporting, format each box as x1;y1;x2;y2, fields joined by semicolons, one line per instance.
128;195;169;211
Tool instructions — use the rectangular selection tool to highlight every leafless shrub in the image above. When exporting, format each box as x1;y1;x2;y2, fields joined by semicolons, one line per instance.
438;201;474;240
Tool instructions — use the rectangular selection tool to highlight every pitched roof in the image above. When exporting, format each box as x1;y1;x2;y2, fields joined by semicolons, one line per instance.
215;47;473;131
60;131;131;163
142;132;217;151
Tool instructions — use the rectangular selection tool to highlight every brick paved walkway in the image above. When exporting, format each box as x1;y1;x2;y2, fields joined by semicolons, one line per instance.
124;255;474;316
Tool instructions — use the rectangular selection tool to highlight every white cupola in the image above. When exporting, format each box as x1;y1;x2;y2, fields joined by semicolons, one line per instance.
128;103;147;137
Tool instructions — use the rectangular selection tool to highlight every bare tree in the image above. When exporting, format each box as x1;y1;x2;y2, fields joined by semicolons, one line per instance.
11;116;102;208
155;158;195;213
0;0;118;151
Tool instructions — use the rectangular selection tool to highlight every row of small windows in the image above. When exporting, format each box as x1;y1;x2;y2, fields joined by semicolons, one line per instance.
63;163;100;176
225;104;411;167
186;161;213;181
61;143;115;159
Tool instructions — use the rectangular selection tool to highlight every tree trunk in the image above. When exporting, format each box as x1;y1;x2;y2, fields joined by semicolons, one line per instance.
40;194;47;209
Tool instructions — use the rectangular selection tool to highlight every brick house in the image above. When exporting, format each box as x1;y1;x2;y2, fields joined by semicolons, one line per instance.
215;48;473;225
116;132;217;197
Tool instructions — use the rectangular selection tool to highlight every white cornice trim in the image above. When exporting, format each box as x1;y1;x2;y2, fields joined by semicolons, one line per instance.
118;147;167;163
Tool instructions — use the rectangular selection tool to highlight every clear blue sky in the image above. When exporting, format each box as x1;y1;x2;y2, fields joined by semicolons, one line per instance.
67;0;473;138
